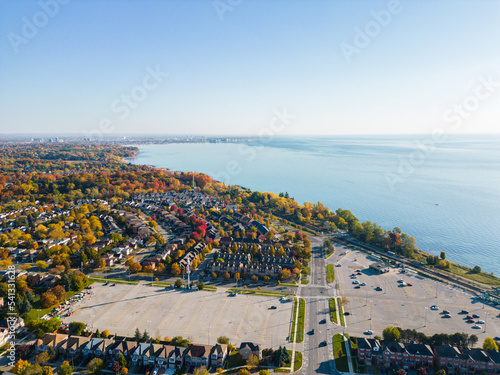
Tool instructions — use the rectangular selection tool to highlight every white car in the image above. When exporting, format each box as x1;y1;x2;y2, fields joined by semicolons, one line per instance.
360;282;366;286
364;330;373;335
472;324;482;329
431;305;439;310
478;320;485;324
352;280;360;284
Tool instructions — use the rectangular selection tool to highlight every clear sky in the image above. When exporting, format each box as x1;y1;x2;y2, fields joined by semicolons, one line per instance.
0;0;499;136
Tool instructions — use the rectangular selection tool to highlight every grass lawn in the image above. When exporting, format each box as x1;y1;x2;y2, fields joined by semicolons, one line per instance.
326;264;335;283
89;276;139;285
337;298;345;327
225;351;245;369
300;278;309;285
227;288;289;297
290;298;298;342
296;298;305;343
325;249;334;259
329;298;338;324
333;334;349;372
446;263;500;286
293;351;303;372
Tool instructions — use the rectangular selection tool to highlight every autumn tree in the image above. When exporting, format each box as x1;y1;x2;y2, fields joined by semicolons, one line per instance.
483;337;499;351
383;326;401;342
171;263;180;275
247;354;260;368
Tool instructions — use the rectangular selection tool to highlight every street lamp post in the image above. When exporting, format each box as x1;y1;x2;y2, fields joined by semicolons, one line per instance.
424;307;427;327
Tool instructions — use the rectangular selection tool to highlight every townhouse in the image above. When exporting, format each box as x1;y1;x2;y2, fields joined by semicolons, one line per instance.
357;337;500;373
35;335;229;371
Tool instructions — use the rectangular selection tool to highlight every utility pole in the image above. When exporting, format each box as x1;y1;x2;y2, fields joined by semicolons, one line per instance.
424;307;427;327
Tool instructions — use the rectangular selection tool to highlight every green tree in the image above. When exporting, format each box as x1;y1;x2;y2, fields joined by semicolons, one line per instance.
483;337;499;351
116;352;127;368
68;322;86;336
134;328;141;342
174;278;183;288
382;326;401;342
58;364;73;375
473;265;481;273
259;370;269;375
87;358;103;373
194;368;208;375
217;336;230;344
440;251;446;260
238;369;250;375
435;370;446;375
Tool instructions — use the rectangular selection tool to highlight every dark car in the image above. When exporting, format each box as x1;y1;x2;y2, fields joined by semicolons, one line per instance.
319;319;326;324
472;314;480;318
467;319;475;323
269;306;277;310
442;314;451;318
466;315;473;319
344;312;350;316
375;287;383;291
320;341;327;347
442;310;450;314
354;285;361;289
460;310;469;314
310;329;315;335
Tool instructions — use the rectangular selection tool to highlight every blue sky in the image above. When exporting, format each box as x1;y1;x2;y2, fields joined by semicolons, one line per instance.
0;0;499;135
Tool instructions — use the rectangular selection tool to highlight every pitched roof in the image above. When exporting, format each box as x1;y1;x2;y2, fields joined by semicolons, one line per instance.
239;342;261;352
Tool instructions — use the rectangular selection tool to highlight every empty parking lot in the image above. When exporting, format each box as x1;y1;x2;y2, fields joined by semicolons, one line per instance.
64;283;293;349
335;250;500;341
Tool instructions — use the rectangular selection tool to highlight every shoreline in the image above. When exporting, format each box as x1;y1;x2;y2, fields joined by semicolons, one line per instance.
121;150;500;289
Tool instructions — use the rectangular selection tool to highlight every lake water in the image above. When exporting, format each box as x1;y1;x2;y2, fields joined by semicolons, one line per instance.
128;134;500;274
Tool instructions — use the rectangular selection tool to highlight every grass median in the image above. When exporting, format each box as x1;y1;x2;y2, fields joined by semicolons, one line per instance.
337;297;345;327
89;277;139;285
326;264;335;283
329;298;338;324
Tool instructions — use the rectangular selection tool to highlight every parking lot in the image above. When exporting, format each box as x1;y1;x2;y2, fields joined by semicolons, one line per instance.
335;250;500;341
64;283;293;349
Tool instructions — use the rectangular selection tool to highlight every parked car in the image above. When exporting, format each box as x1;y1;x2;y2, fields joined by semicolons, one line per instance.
442;314;451;318
319;319;326;324
466;315;473;319
310;329;315;334
360;282;366;286
473;314;480;318
269;306;277;310
467;319;475;323
352;280;359;284
336;264;342;267
320;341;327;347
431;305;439;310
375;287;383;291
354;285;361;289
472;324;482;329
460;310;469;314
344;312;350;316
406;283;412;286
478;320;485;324
364;330;373;335
442;310;450;314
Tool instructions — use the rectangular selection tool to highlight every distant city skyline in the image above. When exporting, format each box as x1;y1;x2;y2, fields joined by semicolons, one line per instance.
1;0;499;135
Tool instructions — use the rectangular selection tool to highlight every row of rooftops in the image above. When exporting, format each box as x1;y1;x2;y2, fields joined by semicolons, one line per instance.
35;333;261;361
358;338;500;366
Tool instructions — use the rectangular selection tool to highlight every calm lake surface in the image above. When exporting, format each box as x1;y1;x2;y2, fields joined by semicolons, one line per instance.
129;134;500;273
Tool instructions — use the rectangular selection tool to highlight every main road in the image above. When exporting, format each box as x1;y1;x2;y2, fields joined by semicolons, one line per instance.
296;233;345;374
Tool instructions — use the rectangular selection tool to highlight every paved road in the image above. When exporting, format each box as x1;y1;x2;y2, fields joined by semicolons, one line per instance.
297;234;344;374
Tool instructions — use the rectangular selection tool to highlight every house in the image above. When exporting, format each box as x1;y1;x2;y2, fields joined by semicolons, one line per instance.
357;337;382;366
0;327;10;346
434;345;465;373
239;342;261;360
184;344;212;368
58;336;90;357
106;340;136;357
35;333;68;353
166;346;187;369
209;344;228;368
130;342;151;363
